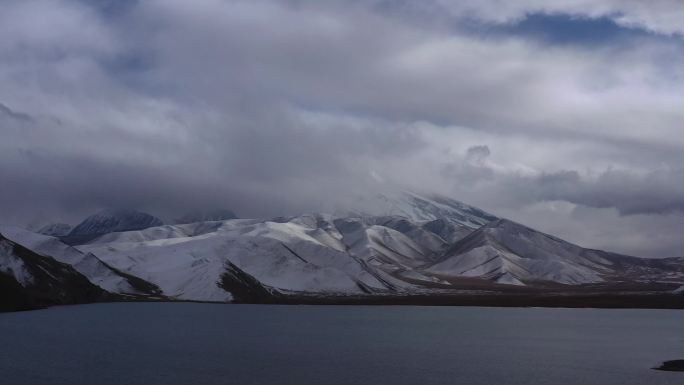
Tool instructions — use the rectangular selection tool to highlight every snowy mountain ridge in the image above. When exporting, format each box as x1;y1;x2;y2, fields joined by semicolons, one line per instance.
2;191;683;310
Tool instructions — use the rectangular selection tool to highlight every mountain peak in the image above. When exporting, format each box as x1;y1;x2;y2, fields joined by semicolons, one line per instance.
36;223;72;237
68;209;163;238
347;190;498;229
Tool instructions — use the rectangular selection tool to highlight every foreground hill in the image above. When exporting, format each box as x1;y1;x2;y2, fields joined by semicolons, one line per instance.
0;231;109;311
1;226;161;296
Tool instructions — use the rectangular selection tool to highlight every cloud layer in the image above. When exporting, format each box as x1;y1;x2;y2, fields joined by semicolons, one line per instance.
2;0;684;257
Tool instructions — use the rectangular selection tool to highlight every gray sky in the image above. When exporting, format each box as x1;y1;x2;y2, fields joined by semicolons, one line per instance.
2;0;684;258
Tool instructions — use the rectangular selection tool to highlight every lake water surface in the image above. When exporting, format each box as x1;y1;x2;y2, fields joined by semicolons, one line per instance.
1;303;683;385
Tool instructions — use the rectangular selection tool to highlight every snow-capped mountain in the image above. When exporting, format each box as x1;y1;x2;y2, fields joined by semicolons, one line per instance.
74;210;684;302
36;223;72;237
77;215;402;301
346;191;498;231
3;191;683;310
174;209;238;224
63;209;164;245
426;219;611;286
424;219;684;286
0;230;108;311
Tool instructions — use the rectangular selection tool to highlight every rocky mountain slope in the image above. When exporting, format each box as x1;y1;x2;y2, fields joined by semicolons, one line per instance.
1;226;161;296
0;231;109;312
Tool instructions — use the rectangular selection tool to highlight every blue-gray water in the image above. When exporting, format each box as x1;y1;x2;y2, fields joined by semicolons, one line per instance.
1;303;683;385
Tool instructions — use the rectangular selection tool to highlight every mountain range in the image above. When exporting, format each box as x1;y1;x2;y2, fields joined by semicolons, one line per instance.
1;191;683;311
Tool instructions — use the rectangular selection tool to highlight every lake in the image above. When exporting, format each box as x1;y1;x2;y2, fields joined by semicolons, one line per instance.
1;303;683;385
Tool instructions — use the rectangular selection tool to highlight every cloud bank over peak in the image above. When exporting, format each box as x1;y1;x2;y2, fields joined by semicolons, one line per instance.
2;0;684;257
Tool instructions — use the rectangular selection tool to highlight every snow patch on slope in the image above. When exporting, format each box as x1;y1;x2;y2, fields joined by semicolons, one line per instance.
0;239;34;286
496;272;524;286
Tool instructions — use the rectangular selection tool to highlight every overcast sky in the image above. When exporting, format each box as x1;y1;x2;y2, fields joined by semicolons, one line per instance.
2;0;684;257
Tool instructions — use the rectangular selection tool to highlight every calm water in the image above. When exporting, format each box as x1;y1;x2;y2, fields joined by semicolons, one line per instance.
1;303;683;385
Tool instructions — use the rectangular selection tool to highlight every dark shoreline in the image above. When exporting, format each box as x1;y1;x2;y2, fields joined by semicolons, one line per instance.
653;360;684;372
236;292;684;309
3;291;683;313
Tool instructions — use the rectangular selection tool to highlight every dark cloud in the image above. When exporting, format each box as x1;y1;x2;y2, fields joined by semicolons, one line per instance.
532;169;684;216
442;151;684;217
0;103;32;122
465;145;491;166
